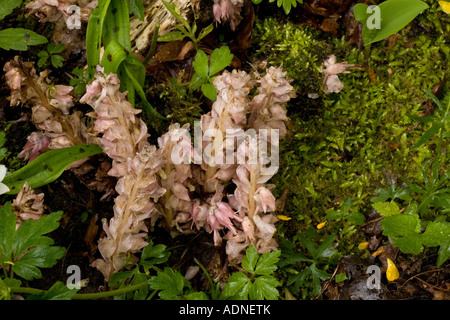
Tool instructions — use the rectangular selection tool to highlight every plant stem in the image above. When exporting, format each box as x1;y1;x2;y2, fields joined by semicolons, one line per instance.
9;281;149;300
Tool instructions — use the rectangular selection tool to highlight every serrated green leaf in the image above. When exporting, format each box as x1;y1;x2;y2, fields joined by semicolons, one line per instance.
3;144;103;194
148;267;189;300
242;245;259;275
201;83;217;100
13;211;63;256
335;273;348;283
13;245;66;280
346;211;366;225
209;46;233;76
254;250;280;275
250;275;279;300
221;272;250;299
189;72;206;91
140;242;170;269
422;221;450;247
437;241;450;267
192;50;209;78
0;28;48;51
373;201;401;216
50;55;64;68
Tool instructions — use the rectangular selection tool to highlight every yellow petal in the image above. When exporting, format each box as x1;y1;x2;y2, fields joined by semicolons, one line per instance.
386;258;399;282
439;1;450;14
317;222;326;229
358;242;369;250
371;246;385;257
277;214;292;221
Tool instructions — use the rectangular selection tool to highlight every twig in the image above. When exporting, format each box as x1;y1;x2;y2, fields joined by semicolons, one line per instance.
314;265;339;300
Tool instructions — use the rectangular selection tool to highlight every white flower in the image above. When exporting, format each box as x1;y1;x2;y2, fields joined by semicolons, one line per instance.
0;165;10;195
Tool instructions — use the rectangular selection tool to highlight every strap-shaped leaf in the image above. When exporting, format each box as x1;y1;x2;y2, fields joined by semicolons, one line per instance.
86;0;112;78
103;0;131;52
3;144;103;194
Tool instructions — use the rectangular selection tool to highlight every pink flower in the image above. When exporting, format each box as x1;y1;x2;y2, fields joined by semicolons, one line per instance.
18;132;50;162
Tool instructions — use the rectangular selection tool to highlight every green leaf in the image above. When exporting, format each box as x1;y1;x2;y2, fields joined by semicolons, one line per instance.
0;28;48;51
197;23;214;42
27;281;79;300
373;201;401;216
358;0;429;46
127;0;145;20
335;273;348;283
0;202;16;264
254;250;280;275
102;0;131;51
316;234;337;259
3;144;103;194
346;211;366;225
412;123;443;149
157;31;186;42
161;0;191;32
37;51;49;68
421;221;450;247
13;211;63;256
209;46;233;76
242;245;259;275
50;55;64;68
0;0;22;20
13;245;66;281
189;73;207;91
201;83;217;100
221;272;250;299
250;275;279;300
140;242;170;270
192;50;209;78
148;267;189;300
381;214;424;254
437;240;450;267
47;43;64;54
86;0;112;79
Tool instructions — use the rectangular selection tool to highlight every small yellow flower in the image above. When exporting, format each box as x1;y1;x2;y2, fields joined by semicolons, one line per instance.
358;242;369;250
386;258;399;282
317;221;326;229
277;215;292;221
439;1;450;14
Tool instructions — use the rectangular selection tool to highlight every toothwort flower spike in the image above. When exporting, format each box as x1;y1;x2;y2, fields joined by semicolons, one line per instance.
82;71;165;280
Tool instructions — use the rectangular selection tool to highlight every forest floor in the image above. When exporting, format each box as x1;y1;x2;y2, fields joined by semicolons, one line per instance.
0;0;449;300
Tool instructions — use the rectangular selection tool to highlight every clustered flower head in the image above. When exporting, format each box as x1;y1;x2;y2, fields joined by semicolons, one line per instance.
3;56;90;154
12;182;45;229
26;0;97;24
81;64;294;279
4;49;295;280
322;54;356;94
81;72;166;280
213;0;244;31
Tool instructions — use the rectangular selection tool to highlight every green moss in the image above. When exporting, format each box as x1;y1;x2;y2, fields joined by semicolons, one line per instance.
252;17;332;98
255;0;449;296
